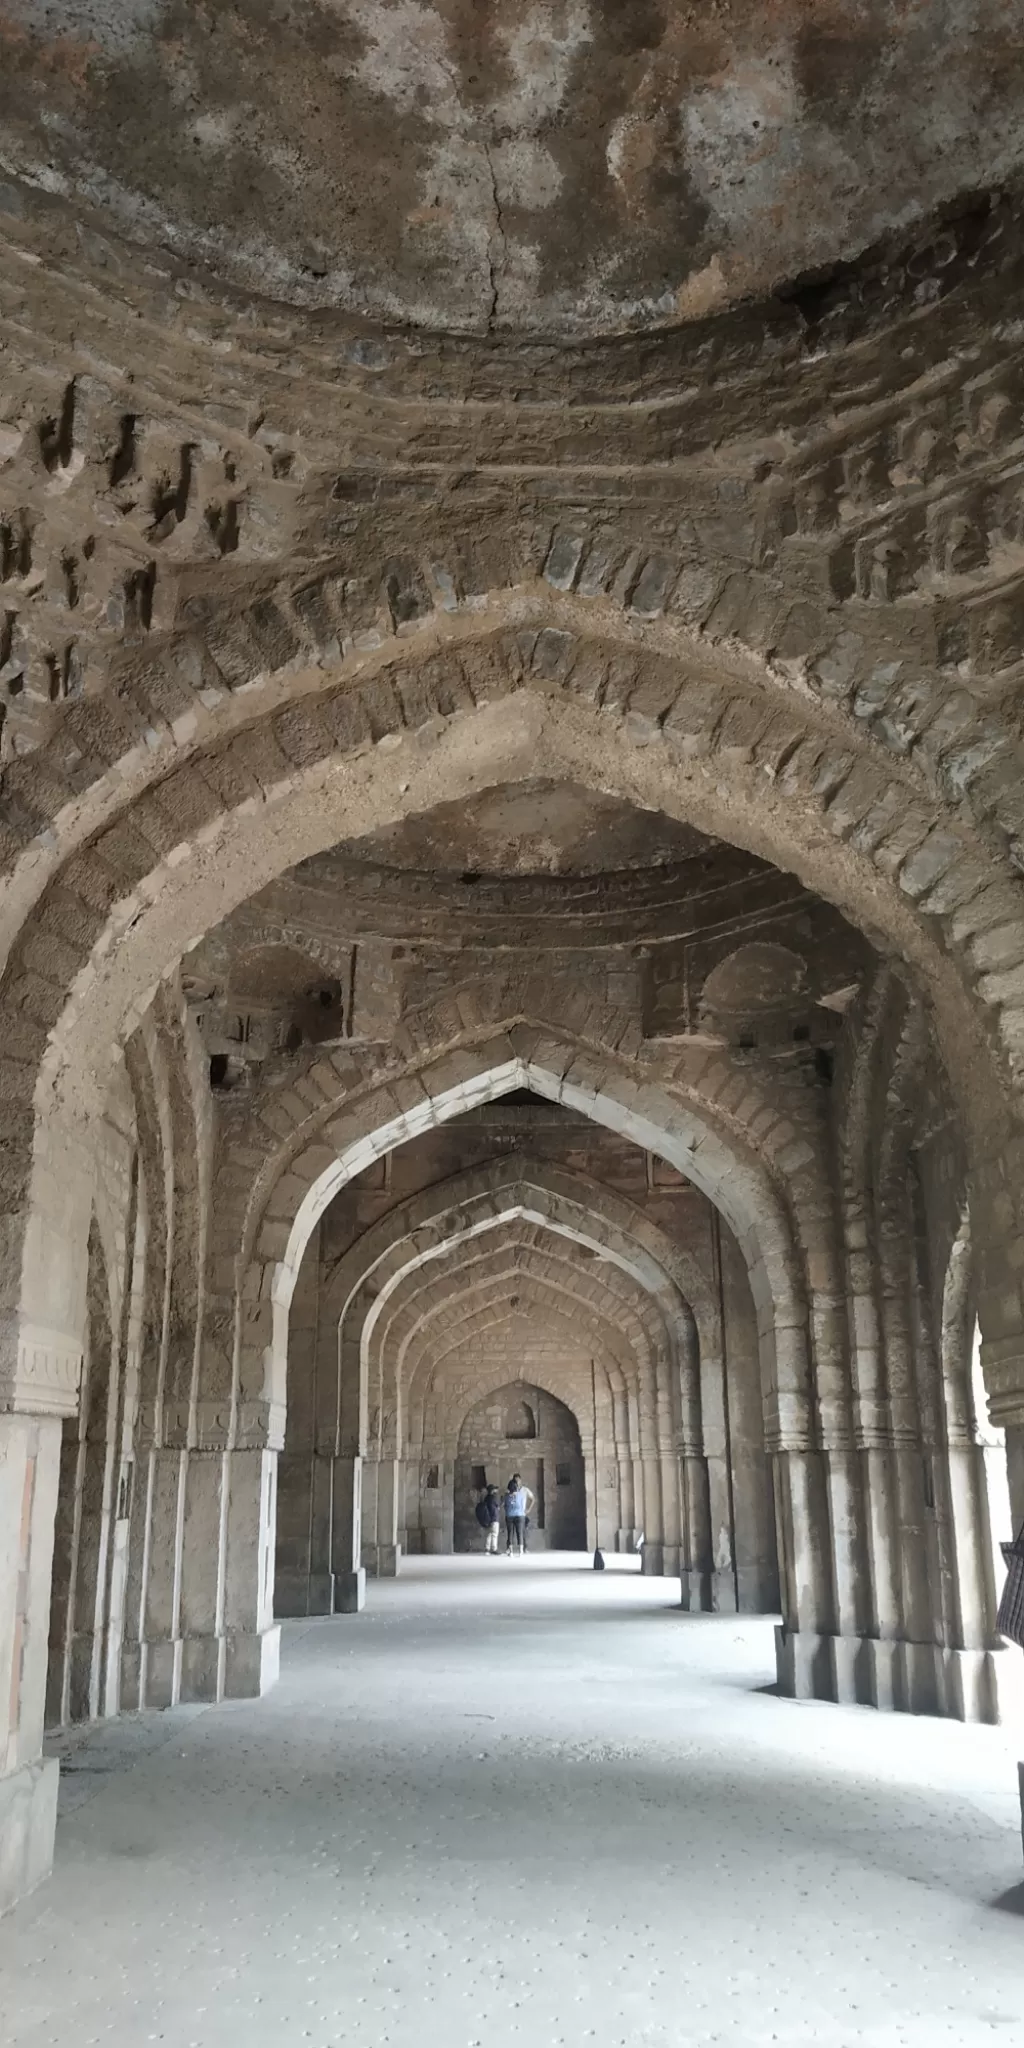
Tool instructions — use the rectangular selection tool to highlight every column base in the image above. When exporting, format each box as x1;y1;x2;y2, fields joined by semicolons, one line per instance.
274;1571;336;1618
334;1568;366;1613
0;1757;59;1916
223;1625;280;1699
121;1638;181;1711
710;1568;738;1615
679;1568;775;1613
364;1544;401;1578
154;1626;282;1703
679;1567;710;1612
180;1634;222;1703
775;1625;1022;1723
640;1543;666;1575
736;1562;780;1614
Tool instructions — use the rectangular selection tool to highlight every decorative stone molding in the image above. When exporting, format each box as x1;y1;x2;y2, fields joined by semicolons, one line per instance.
0;1323;82;1418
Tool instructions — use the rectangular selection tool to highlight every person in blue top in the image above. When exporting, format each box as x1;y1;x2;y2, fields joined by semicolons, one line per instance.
503;1473;535;1556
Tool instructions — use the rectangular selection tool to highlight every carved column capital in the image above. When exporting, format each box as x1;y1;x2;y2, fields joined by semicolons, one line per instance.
0;1322;82;1419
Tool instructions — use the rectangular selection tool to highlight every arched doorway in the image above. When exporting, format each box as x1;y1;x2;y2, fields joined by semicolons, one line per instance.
453;1384;587;1553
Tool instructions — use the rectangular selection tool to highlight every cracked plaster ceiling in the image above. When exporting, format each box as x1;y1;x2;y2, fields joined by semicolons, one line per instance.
2;2;1024;335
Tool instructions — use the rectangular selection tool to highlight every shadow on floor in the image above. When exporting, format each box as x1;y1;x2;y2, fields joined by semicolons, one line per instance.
991;1880;1024;1915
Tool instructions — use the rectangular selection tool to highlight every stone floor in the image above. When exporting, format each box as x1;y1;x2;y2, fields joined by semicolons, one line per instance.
3;1555;1024;2046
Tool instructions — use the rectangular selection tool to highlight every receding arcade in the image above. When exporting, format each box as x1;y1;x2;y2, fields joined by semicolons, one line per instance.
3;129;1024;1921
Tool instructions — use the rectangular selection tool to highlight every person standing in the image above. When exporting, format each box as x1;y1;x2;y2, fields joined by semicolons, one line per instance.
504;1472;535;1555
475;1482;501;1554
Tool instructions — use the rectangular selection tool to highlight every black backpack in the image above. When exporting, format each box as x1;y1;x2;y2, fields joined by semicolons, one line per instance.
474;1497;491;1527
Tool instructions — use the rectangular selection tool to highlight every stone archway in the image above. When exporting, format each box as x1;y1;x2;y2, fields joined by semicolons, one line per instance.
255;1041;800;1632
454;1384;587;1556
4;635;1024;1910
273;1152;741;1612
8;656;1022;1409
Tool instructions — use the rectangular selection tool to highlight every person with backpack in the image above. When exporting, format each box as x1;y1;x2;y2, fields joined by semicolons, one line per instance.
503;1473;535;1556
474;1482;502;1554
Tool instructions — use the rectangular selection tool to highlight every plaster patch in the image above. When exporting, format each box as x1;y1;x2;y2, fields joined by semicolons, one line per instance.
492;1;593;130
344;0;465;130
682;48;803;219
490;136;562;212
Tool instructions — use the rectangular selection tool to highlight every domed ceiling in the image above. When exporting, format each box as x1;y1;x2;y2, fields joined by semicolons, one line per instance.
1;0;1022;334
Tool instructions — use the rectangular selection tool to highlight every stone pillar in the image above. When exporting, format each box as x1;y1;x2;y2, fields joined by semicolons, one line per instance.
861;1446;902;1647
822;1446;869;1702
700;1342;737;1614
677;1313;711;1609
178;1449;227;1701
132;1444;185;1709
586;1450;605;1554
153;1430;281;1704
307;1448;336;1614
417;1452;450;1554
638;1455;664;1575
655;1449;681;1578
719;1233;784;1616
999;1428;1024;1851
364;1456;402;1577
845;1178;903;1696
360;1454;378;1565
0;1232;87;1907
328;1290;367;1604
275;1223;334;1617
945;1442;996;1649
679;1452;712;1609
772;1448;836;1701
220;1448;280;1696
331;1454;365;1610
0;1414;63;1913
275;1447;336;1617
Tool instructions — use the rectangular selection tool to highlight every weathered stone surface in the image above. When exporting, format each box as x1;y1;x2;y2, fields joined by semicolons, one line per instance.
2;9;1024;1930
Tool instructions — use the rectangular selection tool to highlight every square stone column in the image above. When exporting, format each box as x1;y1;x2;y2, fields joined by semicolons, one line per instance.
221;1449;281;1697
331;1454;366;1611
0;1414;62;1914
363;1457;402;1577
120;1445;185;1711
179;1450;229;1702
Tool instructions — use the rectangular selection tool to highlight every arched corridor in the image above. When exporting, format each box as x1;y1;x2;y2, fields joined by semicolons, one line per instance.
7;8;1024;2026
4;1558;1024;2046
